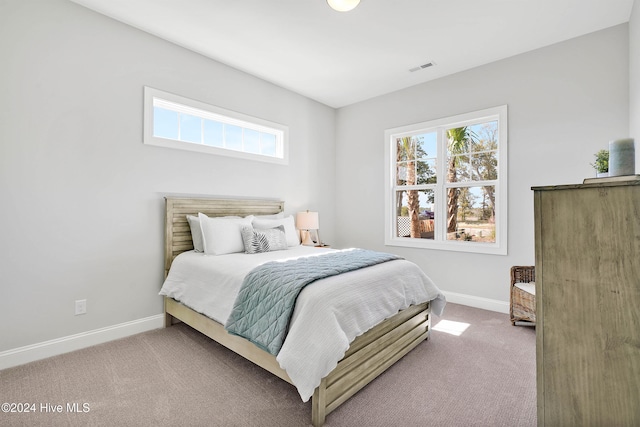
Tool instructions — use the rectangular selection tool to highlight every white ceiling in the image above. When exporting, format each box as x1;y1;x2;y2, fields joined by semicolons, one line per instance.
70;0;634;108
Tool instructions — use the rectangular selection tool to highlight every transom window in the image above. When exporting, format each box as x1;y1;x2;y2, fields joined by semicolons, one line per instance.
143;87;288;164
384;105;507;254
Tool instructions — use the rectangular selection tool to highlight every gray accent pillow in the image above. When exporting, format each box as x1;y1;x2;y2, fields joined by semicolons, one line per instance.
241;225;288;254
186;215;204;252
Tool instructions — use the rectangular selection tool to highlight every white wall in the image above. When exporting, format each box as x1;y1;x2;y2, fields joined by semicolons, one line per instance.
631;1;640;143
0;0;336;353
334;25;629;306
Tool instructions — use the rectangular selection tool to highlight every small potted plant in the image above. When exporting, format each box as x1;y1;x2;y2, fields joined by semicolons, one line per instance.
591;149;609;177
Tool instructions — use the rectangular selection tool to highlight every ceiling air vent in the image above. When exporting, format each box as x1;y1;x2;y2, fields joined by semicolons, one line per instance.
409;62;435;73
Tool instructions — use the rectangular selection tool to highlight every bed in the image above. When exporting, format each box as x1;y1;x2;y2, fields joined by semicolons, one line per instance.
160;197;445;426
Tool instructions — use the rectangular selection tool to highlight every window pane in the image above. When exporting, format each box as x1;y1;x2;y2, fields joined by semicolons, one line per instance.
225;124;243;151
469;121;498;154
153;107;179;140
472;150;498;180
396;162;408;186
417;159;437;184
446;186;496;243
244;129;260;154
417;132;437;160
396;138;409;162
446;125;466;184
448;153;472;182
203;120;223;147
417;132;437;183
179;114;202;144
395;189;435;240
261;133;277;156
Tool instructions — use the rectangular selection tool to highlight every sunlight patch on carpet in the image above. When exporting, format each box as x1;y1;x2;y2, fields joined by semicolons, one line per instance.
432;320;470;336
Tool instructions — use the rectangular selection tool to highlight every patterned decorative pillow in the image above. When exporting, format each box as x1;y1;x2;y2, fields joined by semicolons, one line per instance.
252;216;300;246
241;225;288;254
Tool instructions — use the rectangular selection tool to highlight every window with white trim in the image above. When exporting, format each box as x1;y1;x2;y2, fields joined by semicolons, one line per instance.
384;105;507;255
143;87;288;164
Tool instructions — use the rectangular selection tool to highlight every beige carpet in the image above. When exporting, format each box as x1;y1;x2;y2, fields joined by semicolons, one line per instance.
0;303;536;426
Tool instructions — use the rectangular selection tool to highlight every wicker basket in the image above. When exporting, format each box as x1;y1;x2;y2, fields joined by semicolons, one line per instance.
510;266;535;325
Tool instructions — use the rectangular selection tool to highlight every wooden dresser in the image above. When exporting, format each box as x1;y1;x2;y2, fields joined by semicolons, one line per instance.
533;180;640;427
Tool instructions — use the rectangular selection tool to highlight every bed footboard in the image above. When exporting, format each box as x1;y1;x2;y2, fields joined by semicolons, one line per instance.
311;301;430;426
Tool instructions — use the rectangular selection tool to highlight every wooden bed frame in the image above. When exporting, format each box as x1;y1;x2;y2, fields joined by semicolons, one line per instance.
163;197;431;426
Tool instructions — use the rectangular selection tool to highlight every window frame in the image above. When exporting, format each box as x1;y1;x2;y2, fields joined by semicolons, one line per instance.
384;105;508;255
143;86;289;165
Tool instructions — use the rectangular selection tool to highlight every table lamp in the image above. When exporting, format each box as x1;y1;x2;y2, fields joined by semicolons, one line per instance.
296;211;319;246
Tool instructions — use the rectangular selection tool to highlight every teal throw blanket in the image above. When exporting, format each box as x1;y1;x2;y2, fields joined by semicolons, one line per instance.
224;249;400;355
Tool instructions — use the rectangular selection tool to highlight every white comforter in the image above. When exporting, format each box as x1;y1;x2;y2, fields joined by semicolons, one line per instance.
159;246;445;402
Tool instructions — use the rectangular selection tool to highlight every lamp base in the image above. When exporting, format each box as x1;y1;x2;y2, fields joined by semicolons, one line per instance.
301;230;315;246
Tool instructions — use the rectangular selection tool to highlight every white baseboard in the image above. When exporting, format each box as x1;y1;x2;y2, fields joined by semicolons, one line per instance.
441;291;509;314
0;314;165;371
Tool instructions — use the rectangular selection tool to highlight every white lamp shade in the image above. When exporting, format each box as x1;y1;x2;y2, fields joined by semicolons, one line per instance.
327;0;360;12
296;211;319;230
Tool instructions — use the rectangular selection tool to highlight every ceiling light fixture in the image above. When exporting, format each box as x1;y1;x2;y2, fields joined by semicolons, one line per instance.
327;0;360;12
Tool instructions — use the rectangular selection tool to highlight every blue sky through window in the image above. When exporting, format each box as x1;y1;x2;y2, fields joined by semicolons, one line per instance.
203;120;223;147
180;114;201;143
153;107;178;140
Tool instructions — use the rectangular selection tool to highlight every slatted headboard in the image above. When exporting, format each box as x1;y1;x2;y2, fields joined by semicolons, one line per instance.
164;197;285;276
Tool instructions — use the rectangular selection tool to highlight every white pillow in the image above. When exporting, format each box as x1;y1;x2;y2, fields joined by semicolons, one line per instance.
198;213;253;255
252;215;300;247
187;214;241;253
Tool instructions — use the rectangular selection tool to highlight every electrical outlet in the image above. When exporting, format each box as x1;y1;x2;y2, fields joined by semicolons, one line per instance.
75;299;87;316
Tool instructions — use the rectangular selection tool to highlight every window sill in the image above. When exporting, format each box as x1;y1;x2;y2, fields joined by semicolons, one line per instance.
385;238;507;255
